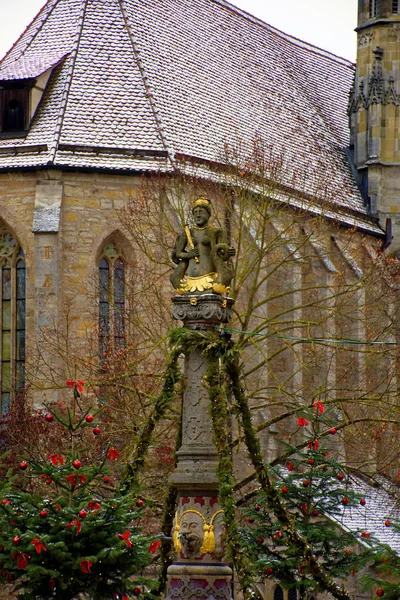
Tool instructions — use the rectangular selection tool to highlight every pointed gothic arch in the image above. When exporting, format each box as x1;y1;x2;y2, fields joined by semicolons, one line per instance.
0;225;26;414
97;237;128;359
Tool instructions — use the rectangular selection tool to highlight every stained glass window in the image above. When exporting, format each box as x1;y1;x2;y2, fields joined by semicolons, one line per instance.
0;230;25;415
98;243;126;359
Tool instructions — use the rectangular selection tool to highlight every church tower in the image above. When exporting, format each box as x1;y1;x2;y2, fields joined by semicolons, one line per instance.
350;0;400;251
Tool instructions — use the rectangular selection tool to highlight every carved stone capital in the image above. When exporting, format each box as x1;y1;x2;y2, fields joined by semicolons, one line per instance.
172;294;234;328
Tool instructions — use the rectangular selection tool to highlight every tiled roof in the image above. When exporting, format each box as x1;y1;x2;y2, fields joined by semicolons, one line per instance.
0;0;381;233
334;475;400;553
0;51;67;80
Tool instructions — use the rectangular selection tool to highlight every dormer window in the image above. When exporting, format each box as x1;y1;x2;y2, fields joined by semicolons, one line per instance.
0;84;30;137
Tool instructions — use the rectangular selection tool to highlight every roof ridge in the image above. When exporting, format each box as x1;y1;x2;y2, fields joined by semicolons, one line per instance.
48;0;87;164
0;0;60;65
118;0;176;169
210;0;355;68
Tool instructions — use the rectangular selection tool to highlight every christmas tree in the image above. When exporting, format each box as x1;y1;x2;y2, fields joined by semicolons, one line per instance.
0;380;159;600
242;401;376;598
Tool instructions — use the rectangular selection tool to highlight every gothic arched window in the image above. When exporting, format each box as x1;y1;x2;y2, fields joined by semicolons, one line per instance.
98;242;126;358
274;586;284;600
0;230;25;415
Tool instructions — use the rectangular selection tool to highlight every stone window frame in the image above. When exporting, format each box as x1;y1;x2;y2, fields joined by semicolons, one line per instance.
273;585;297;600
0;228;26;415
98;241;126;360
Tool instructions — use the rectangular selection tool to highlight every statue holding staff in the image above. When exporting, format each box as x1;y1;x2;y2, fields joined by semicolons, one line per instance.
170;197;235;295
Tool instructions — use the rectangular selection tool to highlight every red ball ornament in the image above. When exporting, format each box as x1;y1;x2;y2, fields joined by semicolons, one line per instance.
85;414;94;423
40;510;48;519
385;520;391;527
92;426;101;436
360;498;366;506
19;461;28;470
342;497;349;506
303;480;309;487
312;510;319;517
73;459;81;469
103;476;110;484
308;459;315;465
1;571;6;578
376;590;384;597
329;427;337;435
248;517;255;523
45;414;54;423
136;498;144;507
79;509;87;519
257;537;264;544
273;531;283;540
281;486;288;494
254;504;260;511
49;579;56;588
267;567;274;575
337;474;344;481
133;588;141;597
13;536;21;546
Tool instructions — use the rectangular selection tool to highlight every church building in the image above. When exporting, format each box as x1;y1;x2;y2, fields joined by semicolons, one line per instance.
0;1;399;598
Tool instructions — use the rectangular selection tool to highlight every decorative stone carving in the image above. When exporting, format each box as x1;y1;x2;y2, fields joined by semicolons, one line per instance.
0;231;17;263
172;294;233;327
358;32;375;47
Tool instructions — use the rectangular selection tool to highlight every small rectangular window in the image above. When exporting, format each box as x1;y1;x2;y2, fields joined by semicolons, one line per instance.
370;0;377;17
393;0;399;13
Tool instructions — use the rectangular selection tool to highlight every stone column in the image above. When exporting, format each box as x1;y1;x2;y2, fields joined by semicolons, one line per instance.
166;294;234;600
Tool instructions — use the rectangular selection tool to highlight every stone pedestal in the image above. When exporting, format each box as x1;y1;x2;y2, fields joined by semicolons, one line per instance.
166;294;234;600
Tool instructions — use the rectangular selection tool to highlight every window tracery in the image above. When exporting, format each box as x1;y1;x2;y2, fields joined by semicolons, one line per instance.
0;229;26;415
98;242;126;359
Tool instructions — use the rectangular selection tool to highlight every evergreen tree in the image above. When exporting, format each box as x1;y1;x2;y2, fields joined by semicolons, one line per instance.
0;380;159;600
242;402;375;599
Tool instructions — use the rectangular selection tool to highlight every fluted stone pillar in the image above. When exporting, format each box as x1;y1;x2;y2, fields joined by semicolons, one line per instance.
166;294;234;600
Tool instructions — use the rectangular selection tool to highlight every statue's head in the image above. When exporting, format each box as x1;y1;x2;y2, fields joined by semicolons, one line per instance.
192;197;212;216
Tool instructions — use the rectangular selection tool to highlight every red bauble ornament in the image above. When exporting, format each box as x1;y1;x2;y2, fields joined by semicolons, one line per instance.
360;498;366;506
337;474;344;481
73;460;81;469
273;531;283;540
7;574;13;582
303;480;309;487
92;426;101;436
308;459;315;465
254;504;260;511
267;567;273;575
342;497;349;506
79;509;87;519
312;510;319;517
85;415;94;423
248;517;254;523
19;461;28;470
133;588;141;597
49;579;56;588
136;498;144;507
40;510;48;519
257;537;264;544
329;427;337;435
376;590;384;597
385;520;391;527
1;571;6;578
281;486;288;494
45;414;54;423
103;476;110;483
13;536;21;545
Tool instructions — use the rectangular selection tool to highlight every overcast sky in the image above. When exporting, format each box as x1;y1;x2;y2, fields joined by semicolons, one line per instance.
0;0;358;63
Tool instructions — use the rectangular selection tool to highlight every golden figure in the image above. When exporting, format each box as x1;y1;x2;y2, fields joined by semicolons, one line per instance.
170;198;235;296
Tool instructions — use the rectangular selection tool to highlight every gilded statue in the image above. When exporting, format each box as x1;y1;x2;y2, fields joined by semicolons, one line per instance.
170;198;235;295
